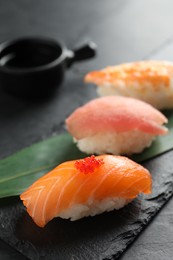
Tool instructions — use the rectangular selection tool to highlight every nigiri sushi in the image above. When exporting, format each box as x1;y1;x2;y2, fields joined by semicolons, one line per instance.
84;60;173;110
66;96;168;155
20;155;152;227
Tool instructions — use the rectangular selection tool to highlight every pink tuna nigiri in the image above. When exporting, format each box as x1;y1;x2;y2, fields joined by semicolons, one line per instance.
66;96;168;155
20;155;152;227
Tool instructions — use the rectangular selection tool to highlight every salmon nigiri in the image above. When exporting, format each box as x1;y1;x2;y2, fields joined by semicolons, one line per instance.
20;155;152;227
66;96;168;155
84;60;173;110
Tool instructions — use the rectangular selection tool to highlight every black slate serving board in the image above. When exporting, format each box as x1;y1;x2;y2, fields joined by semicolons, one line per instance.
0;149;173;260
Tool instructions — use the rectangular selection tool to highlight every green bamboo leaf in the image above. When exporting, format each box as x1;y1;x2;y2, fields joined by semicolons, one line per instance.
132;110;173;162
0;110;173;199
0;134;86;198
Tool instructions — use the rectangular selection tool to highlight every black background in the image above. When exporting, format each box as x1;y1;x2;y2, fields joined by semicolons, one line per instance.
1;0;173;259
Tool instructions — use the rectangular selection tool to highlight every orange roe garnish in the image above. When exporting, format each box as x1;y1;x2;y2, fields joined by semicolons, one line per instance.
105;62;171;88
74;155;104;174
85;61;173;90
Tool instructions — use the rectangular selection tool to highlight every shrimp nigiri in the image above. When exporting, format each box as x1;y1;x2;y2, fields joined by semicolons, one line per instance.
66;96;168;155
84;60;173;110
20;155;152;227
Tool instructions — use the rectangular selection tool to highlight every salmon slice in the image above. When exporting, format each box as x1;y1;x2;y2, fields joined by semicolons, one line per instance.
20;155;152;227
66;96;168;140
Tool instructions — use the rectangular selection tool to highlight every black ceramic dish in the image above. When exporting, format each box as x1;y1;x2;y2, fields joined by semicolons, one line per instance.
0;37;96;98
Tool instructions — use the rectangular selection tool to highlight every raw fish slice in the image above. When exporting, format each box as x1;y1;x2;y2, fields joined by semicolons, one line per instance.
84;61;173;109
66;96;168;140
20;155;152;227
65;96;168;155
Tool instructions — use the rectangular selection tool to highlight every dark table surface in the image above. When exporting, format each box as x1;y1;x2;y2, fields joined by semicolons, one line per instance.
1;0;173;259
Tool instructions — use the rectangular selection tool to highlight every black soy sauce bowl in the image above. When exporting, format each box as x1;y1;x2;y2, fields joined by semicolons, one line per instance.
0;37;96;98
